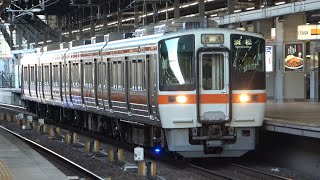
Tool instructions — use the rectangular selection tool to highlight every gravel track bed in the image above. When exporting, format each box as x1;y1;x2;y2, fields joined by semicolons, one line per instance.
63;129;215;180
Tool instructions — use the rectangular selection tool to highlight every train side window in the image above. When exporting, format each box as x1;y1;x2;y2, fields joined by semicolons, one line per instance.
72;63;79;87
30;66;35;84
108;59;112;89
137;59;145;91
112;61;117;89
44;65;50;85
84;62;93;87
97;61;107;89
53;65;59;87
97;62;101;88
131;59;145;91
66;62;70;87
130;60;136;90
23;67;28;84
37;65;41;86
61;63;64;87
118;61;124;90
103;62;107;89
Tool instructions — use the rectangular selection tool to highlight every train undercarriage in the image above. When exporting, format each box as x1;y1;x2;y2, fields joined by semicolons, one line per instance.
25;100;257;158
27;101;164;149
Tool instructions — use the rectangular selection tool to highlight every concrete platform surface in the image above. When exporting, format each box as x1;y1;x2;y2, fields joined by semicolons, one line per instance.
0;127;68;180
264;101;320;138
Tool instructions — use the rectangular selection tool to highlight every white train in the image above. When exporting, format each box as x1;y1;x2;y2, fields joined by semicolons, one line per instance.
21;21;266;158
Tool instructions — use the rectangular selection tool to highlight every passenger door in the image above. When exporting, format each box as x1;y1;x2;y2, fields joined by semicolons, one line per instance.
199;52;229;122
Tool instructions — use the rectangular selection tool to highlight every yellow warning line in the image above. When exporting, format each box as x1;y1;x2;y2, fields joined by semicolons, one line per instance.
0;160;13;180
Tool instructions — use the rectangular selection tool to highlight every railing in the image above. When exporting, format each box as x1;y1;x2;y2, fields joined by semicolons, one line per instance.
0;71;15;88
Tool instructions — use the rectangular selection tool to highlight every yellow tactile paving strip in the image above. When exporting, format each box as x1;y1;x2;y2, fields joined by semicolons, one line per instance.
0;160;13;180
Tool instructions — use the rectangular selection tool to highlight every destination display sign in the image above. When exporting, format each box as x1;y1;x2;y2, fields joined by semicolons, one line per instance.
201;34;224;44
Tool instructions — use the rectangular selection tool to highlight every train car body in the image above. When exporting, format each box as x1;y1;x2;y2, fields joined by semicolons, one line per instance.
21;24;266;158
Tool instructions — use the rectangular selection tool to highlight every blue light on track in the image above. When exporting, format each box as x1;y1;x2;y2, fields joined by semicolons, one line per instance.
154;147;161;154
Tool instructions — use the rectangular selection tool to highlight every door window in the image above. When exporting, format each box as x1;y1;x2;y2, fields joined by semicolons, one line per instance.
202;53;224;90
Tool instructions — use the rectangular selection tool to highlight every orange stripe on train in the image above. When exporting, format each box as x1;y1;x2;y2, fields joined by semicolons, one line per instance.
158;93;266;104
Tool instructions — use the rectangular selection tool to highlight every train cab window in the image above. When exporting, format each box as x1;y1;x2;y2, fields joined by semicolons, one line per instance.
159;35;195;91
131;59;145;91
84;62;93;88
202;54;224;90
231;34;266;90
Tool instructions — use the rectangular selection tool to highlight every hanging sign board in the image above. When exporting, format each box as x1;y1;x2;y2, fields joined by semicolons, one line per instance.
297;25;320;40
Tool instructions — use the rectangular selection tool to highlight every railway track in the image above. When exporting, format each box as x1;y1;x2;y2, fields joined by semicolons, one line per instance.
230;163;293;180
188;162;293;180
0;125;105;180
0;104;295;180
188;163;236;180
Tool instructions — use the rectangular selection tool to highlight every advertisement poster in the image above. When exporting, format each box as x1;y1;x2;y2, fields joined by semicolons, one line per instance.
265;46;273;72
284;43;303;71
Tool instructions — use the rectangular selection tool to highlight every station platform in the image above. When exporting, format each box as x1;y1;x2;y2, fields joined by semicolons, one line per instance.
0;88;23;107
263;101;320;138
0;127;68;180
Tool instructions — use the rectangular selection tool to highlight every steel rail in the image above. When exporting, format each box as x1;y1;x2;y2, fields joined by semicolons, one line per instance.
188;163;236;180
0;125;105;180
231;163;293;180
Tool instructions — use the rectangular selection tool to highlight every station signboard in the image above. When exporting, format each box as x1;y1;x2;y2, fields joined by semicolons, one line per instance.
265;46;273;72
297;25;320;40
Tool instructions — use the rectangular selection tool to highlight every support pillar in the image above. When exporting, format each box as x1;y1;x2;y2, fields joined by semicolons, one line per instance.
90;6;95;37
174;0;180;19
134;1;139;28
117;0;122;32
15;28;22;50
57;16;62;43
103;2;109;34
228;0;234;15
165;2;169;20
44;13;48;45
68;14;73;41
26;32;30;49
79;8;83;40
275;17;284;101
199;0;205;18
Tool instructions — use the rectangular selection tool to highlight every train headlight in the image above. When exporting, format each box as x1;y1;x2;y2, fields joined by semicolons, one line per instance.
176;95;187;104
239;94;250;103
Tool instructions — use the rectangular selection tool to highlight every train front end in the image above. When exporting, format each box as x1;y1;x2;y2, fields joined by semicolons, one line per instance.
157;29;266;157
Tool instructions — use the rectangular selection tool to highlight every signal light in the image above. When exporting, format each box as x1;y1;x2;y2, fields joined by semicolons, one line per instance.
153;147;161;154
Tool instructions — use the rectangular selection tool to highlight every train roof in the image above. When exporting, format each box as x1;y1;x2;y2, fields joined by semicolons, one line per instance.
104;33;163;50
67;42;106;53
20;27;265;65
